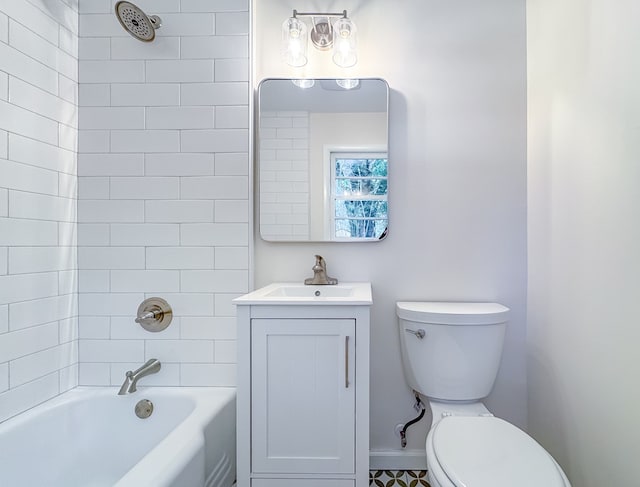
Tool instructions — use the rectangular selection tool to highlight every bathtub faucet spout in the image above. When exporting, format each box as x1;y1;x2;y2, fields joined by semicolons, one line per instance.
118;359;161;395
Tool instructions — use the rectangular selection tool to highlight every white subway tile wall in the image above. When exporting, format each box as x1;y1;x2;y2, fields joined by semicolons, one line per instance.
77;0;249;386
259;111;310;240
0;0;79;422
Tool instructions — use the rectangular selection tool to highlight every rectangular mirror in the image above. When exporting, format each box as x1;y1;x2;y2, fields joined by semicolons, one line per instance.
257;78;389;242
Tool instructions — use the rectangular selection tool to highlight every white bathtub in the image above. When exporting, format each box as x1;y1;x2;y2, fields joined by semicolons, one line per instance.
0;387;236;487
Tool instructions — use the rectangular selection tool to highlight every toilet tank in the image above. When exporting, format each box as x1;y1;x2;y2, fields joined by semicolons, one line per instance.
397;302;509;402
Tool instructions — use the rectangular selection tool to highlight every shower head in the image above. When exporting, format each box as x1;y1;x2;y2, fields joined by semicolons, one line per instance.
114;1;162;42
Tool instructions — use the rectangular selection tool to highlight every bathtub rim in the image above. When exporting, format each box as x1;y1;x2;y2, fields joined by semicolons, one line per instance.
0;386;237;487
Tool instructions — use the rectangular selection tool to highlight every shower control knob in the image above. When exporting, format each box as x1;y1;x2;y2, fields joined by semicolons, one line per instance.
135;297;172;332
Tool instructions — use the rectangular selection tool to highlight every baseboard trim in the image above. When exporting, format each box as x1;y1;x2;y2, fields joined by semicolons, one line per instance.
369;450;427;470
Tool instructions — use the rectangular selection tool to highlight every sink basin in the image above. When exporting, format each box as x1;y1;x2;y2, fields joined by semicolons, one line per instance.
233;282;372;305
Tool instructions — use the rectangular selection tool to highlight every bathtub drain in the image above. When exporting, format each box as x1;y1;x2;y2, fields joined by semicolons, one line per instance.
135;399;154;419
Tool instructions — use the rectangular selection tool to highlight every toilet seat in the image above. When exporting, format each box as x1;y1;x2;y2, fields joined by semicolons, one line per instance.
428;416;568;487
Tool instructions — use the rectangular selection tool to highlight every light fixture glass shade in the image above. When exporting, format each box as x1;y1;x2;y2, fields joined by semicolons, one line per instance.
332;17;357;68
282;17;308;67
336;78;360;90
292;79;315;89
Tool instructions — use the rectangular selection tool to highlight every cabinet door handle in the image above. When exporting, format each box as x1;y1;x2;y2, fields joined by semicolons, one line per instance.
345;336;350;388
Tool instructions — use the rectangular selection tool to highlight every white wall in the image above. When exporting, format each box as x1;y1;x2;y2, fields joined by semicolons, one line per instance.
0;0;79;422
527;0;640;484
255;0;527;465
77;0;249;387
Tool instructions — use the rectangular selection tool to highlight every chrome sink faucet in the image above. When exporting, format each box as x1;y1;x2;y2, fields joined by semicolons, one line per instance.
118;359;161;395
304;255;338;285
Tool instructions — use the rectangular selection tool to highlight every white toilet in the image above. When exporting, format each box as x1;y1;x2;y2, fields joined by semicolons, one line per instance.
397;301;571;487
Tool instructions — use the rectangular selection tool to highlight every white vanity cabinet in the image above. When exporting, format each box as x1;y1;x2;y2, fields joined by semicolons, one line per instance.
234;283;371;487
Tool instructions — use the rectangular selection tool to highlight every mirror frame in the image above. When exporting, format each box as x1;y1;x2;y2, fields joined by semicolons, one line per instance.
256;78;390;243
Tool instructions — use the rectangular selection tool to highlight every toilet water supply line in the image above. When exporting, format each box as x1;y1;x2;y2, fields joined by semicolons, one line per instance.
400;391;426;448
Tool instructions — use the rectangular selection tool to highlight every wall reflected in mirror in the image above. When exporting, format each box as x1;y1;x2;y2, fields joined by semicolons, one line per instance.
258;78;389;242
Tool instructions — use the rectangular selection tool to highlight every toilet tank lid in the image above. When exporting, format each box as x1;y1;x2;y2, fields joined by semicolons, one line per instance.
396;302;509;325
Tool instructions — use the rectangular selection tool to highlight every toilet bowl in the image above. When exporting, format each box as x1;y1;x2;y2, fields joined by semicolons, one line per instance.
425;401;570;487
397;302;571;487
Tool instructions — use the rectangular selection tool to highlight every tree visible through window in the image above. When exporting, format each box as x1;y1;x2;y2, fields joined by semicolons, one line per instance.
330;152;388;240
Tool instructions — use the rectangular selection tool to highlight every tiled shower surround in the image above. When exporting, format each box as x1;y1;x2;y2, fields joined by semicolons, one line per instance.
77;0;250;387
0;0;79;422
259;110;310;240
0;0;250;421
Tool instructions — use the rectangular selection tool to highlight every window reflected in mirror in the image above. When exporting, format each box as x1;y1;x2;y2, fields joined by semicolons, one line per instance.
330;152;388;240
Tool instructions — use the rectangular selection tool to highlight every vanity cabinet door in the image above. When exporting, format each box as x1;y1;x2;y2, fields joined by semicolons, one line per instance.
251;319;356;475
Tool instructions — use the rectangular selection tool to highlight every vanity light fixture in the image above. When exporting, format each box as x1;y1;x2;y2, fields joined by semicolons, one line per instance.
282;10;358;68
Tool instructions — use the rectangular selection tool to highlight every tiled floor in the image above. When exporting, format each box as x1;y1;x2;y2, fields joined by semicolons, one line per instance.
369;470;431;487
